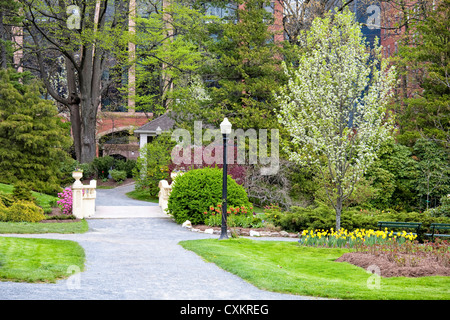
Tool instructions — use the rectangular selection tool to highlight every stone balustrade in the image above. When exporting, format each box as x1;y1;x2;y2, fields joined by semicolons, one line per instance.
72;171;97;219
158;171;183;213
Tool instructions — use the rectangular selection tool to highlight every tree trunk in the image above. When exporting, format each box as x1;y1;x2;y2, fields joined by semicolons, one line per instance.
80;96;98;163
335;200;342;231
66;58;82;161
336;184;344;230
69;102;82;160
0;12;7;69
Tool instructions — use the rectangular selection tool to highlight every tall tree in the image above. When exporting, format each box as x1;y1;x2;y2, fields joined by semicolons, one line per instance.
275;9;397;230
172;0;287;131
0;0;21;69
413;138;450;210
0;69;71;194
130;0;213;116
19;0;132;163
394;0;450;148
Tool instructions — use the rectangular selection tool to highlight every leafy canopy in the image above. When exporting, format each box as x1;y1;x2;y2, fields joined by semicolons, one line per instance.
275;9;397;229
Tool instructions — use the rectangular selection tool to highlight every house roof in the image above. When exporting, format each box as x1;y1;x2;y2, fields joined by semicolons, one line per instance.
134;113;175;135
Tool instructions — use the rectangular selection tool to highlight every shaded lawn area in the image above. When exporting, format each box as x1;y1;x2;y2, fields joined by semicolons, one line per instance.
0;183;58;212
179;238;450;300
0;237;85;283
125;189;159;203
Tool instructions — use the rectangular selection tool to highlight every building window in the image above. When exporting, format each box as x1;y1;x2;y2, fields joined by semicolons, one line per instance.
204;2;237;19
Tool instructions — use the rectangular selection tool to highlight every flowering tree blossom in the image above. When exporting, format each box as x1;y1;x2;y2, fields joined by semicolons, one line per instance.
275;9;397;230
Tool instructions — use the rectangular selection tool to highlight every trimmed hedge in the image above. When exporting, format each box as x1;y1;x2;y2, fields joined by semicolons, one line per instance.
167;167;251;225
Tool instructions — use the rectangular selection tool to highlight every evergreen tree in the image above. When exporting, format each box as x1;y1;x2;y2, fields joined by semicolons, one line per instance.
395;0;450;148
412;138;450;210
173;0;287;131
0;0;21;69
131;0;213;116
0;69;72;194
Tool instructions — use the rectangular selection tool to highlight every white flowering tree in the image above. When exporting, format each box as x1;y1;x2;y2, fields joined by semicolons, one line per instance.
275;9;397;230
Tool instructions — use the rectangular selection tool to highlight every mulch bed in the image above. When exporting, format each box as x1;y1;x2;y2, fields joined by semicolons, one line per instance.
336;252;450;278
40;207;81;223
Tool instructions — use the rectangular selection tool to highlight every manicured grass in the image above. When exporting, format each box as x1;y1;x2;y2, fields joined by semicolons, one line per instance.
0;236;85;283
0;220;89;234
179;238;450;300
125;189;159;203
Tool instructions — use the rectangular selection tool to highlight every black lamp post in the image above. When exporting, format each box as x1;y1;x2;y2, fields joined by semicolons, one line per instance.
219;117;232;240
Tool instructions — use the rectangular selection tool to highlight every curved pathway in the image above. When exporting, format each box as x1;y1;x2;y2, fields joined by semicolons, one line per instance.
0;184;316;300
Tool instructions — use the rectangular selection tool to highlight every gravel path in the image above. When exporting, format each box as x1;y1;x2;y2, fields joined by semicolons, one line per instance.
0;184;316;300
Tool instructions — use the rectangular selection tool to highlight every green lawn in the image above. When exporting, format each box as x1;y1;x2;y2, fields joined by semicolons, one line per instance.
125;189;159;203
0;236;85;283
179;238;450;300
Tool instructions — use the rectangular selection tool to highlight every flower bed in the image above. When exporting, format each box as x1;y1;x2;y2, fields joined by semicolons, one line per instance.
183;203;299;237
298;227;450;278
299;228;418;248
203;204;265;228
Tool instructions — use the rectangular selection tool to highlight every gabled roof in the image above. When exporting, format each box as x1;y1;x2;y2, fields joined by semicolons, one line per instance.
134;113;175;135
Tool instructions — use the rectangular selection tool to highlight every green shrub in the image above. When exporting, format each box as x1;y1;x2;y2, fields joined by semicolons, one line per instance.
12;181;36;204
167;167;251;225
110;169;127;183
133;133;175;197
0;191;14;207
0;69;72;196
59;158;79;186
265;203;337;232
5;201;45;223
92;156;115;179
114;159;136;178
265;202;450;234
426;194;450;218
79;162;95;180
0;200;7;221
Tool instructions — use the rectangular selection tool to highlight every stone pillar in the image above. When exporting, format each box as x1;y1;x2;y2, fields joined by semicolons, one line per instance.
158;180;171;213
72;171;97;219
158;171;183;213
72;171;84;219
